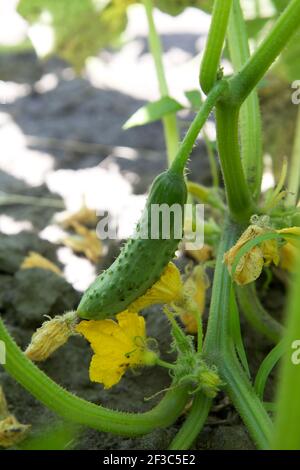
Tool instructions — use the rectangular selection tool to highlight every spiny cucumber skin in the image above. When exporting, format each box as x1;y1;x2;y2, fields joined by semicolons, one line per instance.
77;169;187;320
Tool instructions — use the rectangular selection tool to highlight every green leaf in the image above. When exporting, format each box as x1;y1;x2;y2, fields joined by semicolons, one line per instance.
18;0;131;71
272;35;300;82
271;0;289;12
184;89;203;110
254;341;285;401
229;288;251;378
245;16;274;41
123;96;183;129
19;422;79;450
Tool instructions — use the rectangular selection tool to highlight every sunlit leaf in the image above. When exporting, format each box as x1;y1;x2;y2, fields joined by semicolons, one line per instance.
123;96;183;129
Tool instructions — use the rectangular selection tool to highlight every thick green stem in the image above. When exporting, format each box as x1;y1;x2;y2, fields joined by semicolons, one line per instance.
171;80;228;175
143;0;179;165
286;105;300;207
168;394;211;450
215;103;254;222
203;222;273;449
229;0;300;104
221;350;272;449
0;318;189;436
227;0;263;200
236;284;283;344
200;0;233;94
272;251;300;449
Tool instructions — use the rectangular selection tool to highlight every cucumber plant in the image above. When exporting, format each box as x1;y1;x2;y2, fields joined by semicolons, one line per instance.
1;0;300;451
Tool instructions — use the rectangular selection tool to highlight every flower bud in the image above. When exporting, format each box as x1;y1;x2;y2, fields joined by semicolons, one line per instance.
25;311;77;362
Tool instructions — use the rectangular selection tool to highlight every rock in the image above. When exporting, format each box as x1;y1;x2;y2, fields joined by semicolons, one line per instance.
0;232;60;275
197;424;255;450
12;269;80;327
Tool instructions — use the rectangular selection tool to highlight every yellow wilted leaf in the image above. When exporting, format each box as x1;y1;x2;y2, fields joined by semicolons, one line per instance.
20;252;62;276
61;203;98;229
0;387;30;448
62;222;102;263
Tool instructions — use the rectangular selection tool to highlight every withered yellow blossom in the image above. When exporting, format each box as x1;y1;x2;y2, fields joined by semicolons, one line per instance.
277;227;300;272
277;226;300;245
129;262;183;311
0;386;30;448
76;311;153;389
60;203;98;228
21;252;62;276
224;225;280;285
176;265;209;334
25;311;78;362
279;243;296;272
62;221;102;263
261;238;280;267
185;244;213;263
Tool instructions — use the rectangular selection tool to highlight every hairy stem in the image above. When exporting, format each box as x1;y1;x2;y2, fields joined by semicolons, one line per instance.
0;318;189;436
168;394;211;450
171;80;228;175
203;222;273;449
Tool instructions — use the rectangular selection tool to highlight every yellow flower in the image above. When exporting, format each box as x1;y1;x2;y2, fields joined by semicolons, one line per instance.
62;221;102;263
25;311;77;362
76;311;152;389
277;227;300;272
0;416;30;448
177;265;209;334
279;243;297;272
0;387;30;448
224;225;280;285
128;262;183;312
277;226;300;246
20;252;62;276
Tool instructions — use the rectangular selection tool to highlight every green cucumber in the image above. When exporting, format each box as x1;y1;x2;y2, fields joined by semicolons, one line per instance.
77;168;187;319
